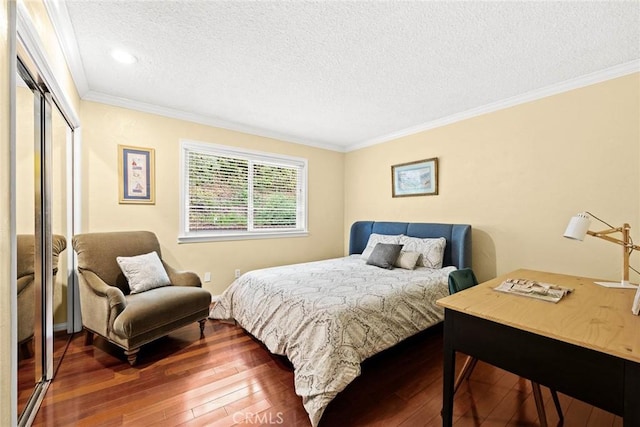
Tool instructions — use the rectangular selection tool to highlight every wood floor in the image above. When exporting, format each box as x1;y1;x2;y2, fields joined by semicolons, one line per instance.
18;332;72;416
32;320;621;427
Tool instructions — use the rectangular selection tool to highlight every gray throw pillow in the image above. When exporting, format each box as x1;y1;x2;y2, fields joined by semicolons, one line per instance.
366;243;403;269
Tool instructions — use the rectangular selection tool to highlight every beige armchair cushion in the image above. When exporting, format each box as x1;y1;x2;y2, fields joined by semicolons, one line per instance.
113;286;209;339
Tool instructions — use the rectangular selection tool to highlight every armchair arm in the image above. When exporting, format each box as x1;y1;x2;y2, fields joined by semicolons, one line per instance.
17;275;33;295
163;262;202;287
78;269;127;335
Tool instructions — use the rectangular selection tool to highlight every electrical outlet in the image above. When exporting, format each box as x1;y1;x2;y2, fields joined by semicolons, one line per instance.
234;269;241;278
204;272;211;282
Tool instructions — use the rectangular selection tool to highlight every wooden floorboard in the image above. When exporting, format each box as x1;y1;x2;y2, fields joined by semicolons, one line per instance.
32;319;622;426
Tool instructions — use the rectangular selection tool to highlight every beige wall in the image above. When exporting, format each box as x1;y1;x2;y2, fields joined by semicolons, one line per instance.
70;73;640;294
80;101;345;295
345;73;640;283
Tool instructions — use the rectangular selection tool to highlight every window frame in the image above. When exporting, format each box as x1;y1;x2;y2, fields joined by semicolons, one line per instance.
179;139;308;243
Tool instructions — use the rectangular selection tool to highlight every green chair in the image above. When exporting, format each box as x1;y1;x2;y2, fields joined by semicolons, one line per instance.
448;268;563;427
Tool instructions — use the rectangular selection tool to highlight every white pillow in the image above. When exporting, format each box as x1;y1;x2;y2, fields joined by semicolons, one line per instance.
394;251;421;270
361;233;402;259
116;251;171;294
399;236;446;268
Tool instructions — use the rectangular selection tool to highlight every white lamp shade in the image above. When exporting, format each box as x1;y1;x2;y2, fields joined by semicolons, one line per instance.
564;213;591;240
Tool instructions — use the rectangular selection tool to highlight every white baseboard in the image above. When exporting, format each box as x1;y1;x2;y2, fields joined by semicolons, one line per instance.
54;322;68;333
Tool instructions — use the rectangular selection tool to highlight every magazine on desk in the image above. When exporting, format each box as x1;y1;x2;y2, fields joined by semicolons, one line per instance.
494;278;573;303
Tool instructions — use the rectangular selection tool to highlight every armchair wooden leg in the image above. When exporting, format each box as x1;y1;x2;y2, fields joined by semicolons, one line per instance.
84;330;94;346
19;339;33;360
453;356;478;394
124;348;140;366
531;382;548;427
198;319;206;338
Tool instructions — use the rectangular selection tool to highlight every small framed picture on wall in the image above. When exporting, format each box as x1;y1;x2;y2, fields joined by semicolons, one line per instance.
391;157;438;197
118;145;155;204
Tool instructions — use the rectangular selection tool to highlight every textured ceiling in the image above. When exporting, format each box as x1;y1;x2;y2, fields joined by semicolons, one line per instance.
49;1;639;151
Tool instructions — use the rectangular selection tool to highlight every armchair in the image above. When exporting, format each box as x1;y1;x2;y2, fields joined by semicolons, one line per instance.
72;231;211;365
17;234;67;358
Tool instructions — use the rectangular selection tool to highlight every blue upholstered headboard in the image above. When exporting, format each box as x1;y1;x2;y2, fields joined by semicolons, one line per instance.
349;221;472;269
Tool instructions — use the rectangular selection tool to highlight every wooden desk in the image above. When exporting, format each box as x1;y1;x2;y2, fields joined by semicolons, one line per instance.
437;269;640;427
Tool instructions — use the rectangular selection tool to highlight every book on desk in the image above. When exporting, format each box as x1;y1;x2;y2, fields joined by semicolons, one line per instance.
494;278;573;303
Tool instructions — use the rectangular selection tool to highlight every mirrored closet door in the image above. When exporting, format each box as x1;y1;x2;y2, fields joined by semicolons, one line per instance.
15;65;38;421
16;55;75;426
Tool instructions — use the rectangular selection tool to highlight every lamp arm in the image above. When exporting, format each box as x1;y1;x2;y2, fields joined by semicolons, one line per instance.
573;216;640;287
589;227;623;236
587;230;640;251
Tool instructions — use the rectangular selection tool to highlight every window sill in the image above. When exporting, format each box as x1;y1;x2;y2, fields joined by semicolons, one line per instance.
178;230;309;243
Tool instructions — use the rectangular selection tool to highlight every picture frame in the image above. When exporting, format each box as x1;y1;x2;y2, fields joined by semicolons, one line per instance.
391;157;438;197
118;144;155;204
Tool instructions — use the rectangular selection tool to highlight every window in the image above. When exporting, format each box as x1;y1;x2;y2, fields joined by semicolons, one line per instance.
179;140;308;242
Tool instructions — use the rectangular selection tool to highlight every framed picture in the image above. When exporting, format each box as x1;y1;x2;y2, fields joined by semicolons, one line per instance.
118;145;155;204
391;157;438;197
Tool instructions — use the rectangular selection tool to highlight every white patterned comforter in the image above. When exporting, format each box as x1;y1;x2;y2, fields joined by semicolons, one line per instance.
209;255;455;426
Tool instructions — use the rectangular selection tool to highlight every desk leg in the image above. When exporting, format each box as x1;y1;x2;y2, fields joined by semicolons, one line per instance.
442;310;455;427
624;361;640;427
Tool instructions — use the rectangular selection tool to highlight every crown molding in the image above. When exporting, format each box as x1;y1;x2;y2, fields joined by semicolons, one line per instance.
346;60;640;152
43;0;89;96
62;58;640;154
83;91;347;152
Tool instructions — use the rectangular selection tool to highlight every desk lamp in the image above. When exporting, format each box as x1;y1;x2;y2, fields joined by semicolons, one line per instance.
563;212;640;289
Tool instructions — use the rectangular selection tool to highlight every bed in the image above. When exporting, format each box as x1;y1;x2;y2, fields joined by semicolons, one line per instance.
210;220;471;426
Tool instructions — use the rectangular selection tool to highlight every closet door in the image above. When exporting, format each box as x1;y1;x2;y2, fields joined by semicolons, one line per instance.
16;57;74;427
15;5;81;423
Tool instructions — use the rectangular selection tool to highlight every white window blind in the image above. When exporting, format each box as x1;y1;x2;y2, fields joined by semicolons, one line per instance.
180;140;307;242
